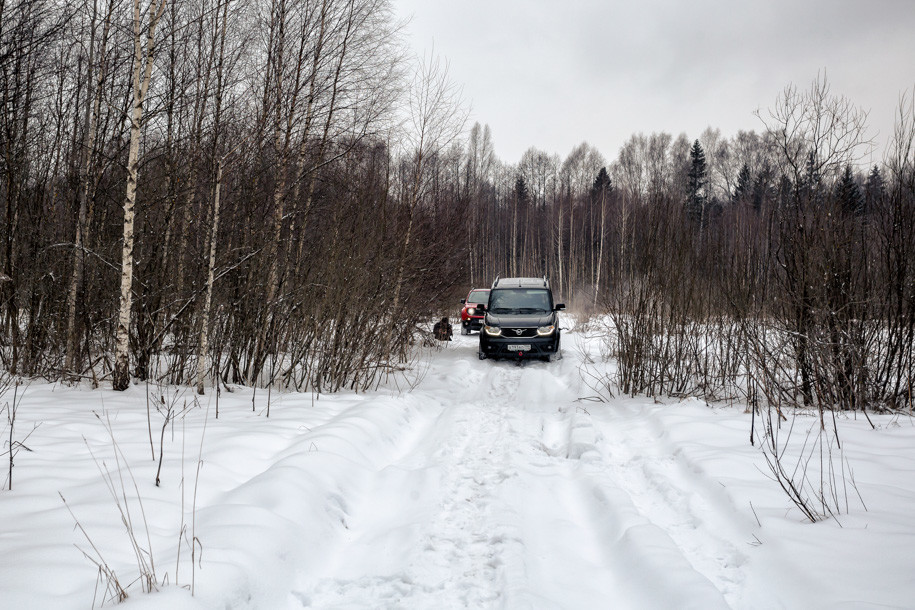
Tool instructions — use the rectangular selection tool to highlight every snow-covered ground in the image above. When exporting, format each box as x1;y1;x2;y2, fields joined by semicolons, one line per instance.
2;320;914;609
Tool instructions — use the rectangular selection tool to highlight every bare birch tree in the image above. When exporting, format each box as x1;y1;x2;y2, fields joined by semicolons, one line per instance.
759;72;873;187
386;50;466;357
245;0;401;384
112;0;167;391
65;0;119;378
196;0;238;394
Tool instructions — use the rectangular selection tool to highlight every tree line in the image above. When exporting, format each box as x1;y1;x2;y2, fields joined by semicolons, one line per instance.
2;0;913;409
0;0;467;392
456;78;914;414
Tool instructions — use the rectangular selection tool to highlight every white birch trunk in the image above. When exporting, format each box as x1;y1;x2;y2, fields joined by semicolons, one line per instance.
66;0;102;376
556;206;564;302
196;159;223;394
511;197;517;277
594;189;606;307
113;0;167;391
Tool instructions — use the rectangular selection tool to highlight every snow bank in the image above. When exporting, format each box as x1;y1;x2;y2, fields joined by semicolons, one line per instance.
1;326;913;608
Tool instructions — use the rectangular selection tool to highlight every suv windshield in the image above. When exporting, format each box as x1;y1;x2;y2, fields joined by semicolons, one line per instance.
488;288;552;314
467;290;489;304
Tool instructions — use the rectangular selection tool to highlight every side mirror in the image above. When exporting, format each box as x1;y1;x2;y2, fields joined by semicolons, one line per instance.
555;303;566;311
460;298;466;304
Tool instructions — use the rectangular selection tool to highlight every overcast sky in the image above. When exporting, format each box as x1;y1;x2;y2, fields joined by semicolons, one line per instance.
393;0;915;166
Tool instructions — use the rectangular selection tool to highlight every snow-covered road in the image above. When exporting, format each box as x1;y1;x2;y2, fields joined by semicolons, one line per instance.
2;322;914;609
295;331;732;608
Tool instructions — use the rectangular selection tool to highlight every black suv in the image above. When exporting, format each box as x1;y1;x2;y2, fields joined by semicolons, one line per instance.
478;277;565;361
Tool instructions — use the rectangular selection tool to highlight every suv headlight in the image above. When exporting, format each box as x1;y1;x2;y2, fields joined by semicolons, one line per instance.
484;325;502;336
536;325;555;336
467;307;475;315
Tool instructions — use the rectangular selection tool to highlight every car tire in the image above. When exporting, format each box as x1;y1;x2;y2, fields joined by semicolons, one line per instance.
478;348;486;360
461;325;469;335
545;338;562;362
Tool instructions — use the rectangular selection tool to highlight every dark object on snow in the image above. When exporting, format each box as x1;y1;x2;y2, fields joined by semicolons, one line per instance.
433;317;453;341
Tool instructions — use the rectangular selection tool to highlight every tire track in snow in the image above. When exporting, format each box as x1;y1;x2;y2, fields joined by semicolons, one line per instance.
288;396;449;608
451;342;729;608
396;360;536;607
294;333;730;608
501;387;729;608
294;352;526;608
413;387;517;607
589;399;756;607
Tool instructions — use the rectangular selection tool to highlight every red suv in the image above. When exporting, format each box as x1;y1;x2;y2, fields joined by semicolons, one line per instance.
460;288;490;334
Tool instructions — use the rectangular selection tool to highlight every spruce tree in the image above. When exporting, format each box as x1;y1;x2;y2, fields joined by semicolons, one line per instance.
751;163;773;212
686;140;707;224
591;166;612;199
864;165;885;215
514;175;530;204
734;163;751;205
590;167;612;305
801;150;821;203
836;165;863;216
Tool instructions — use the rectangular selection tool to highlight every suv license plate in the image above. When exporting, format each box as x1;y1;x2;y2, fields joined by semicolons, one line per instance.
512;344;531;351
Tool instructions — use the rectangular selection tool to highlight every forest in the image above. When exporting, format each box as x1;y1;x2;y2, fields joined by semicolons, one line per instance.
1;0;913;413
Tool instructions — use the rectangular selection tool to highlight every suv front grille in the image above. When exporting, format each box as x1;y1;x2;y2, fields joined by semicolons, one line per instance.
504;327;538;338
